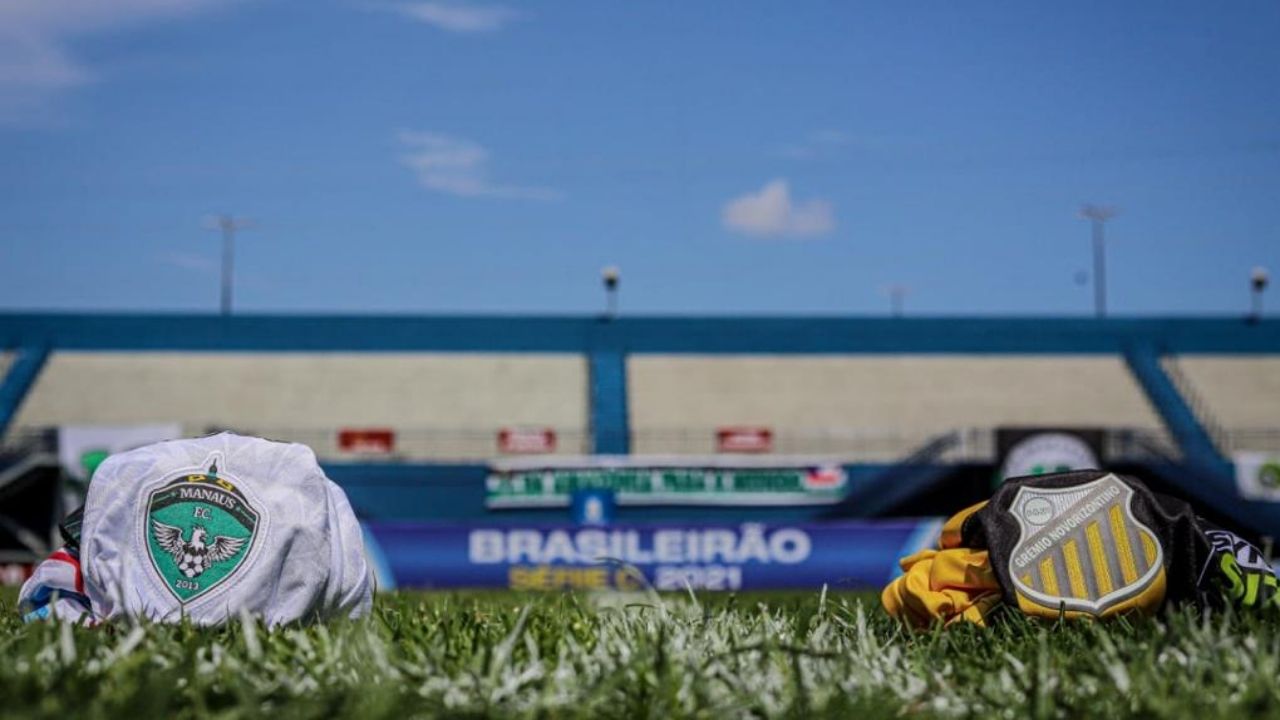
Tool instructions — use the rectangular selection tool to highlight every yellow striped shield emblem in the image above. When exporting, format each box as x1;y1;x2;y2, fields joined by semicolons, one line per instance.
1007;474;1165;617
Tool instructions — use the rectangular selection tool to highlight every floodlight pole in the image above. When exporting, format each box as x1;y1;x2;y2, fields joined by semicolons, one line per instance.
210;215;251;316
888;285;907;318
602;266;620;320
1251;267;1269;323
1080;205;1118;318
220;216;235;316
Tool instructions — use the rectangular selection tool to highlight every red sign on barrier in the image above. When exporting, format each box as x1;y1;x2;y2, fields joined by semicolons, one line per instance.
499;428;557;454
337;428;396;454
0;563;34;587
717;427;773;453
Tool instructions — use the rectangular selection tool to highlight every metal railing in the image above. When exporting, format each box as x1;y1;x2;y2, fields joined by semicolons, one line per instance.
0;427;55;469
216;427;594;462
6;423;1270;464
1160;356;1231;453
628;426;991;462
223;426;1002;463
1107;427;1182;462
1218;428;1280;454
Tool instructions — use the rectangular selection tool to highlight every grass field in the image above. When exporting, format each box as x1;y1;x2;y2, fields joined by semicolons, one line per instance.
3;588;1280;719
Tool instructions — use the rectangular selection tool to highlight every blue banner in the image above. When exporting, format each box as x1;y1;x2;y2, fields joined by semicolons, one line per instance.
364;520;942;591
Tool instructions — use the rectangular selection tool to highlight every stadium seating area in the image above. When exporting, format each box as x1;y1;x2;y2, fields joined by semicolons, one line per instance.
11;352;590;458
629;354;1165;458
6;350;1190;461
1165;355;1280;451
1;314;1278;461
1;312;1278;555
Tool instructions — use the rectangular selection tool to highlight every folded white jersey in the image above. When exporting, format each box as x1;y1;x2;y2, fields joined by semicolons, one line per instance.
21;433;372;625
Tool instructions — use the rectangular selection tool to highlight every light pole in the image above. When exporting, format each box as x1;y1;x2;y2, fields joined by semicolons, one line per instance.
886;284;908;318
1251;266;1269;323
601;266;620;320
1079;204;1118;318
206;215;252;316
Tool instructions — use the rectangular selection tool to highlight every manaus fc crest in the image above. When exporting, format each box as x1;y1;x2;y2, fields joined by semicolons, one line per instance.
144;461;259;604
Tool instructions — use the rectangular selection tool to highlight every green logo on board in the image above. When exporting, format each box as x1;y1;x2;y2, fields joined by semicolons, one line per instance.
1259;462;1280;490
145;461;259;604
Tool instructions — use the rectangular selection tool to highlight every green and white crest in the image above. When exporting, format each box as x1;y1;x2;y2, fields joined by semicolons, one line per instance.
144;458;259;604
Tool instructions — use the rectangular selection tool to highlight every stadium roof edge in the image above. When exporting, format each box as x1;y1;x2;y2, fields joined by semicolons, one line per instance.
0;312;1277;354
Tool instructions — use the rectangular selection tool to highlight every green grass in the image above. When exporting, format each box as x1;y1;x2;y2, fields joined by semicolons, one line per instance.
2;588;1280;719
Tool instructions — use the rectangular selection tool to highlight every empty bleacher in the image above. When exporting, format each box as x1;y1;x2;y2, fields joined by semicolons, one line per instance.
10;352;589;459
4;314;1278;466
1166;355;1280;451
629;355;1165;459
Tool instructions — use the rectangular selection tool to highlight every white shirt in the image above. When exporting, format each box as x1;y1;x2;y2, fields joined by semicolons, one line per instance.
26;433;372;626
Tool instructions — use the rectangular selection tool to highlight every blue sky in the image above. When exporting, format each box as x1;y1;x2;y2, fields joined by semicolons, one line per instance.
1;0;1277;316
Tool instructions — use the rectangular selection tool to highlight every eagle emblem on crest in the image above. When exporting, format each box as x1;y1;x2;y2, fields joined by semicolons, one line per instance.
143;456;260;604
151;521;248;579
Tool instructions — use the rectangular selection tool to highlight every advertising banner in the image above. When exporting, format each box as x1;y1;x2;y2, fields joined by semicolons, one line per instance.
338;428;396;455
995;427;1105;482
0;563;34;587
364;519;941;591
57;424;183;482
1234;451;1280;502
498;428;557;454
486;456;849;508
716;427;773;453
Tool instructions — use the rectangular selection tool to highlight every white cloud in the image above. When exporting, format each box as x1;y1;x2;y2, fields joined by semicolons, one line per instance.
395;2;521;33
0;0;228;123
721;179;834;238
397;130;560;200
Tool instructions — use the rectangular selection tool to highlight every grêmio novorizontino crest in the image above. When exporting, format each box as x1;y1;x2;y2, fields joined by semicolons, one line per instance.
1007;473;1164;616
144;460;259;604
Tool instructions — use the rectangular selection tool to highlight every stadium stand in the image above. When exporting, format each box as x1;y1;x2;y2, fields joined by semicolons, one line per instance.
629;355;1164;458
1164;356;1280;451
11;352;589;459
1;313;1278;535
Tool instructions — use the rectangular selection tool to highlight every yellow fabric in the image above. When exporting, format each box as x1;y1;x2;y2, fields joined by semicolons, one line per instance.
882;501;1000;628
939;501;986;550
881;547;1003;628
